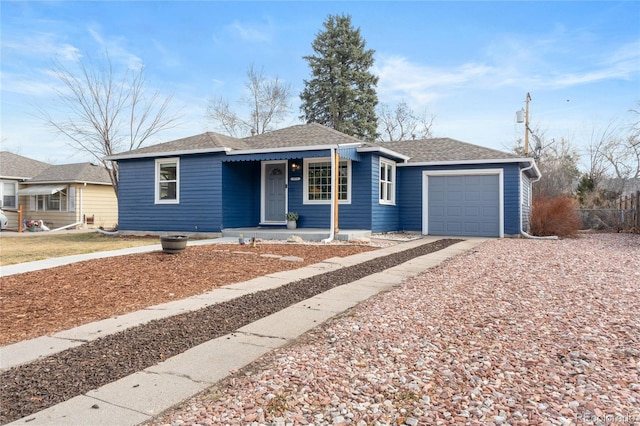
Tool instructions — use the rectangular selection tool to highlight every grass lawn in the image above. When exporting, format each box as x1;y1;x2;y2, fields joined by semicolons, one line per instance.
0;232;160;266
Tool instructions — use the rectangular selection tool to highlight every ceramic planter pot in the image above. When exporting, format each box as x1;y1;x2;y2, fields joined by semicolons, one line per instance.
160;235;189;254
287;220;297;230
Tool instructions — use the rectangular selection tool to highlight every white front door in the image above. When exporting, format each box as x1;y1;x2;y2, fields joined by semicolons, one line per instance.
262;161;287;223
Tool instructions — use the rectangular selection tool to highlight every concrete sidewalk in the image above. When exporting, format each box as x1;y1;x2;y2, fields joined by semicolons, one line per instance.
3;237;488;426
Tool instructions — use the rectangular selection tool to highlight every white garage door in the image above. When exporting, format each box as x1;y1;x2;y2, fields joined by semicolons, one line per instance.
426;173;501;237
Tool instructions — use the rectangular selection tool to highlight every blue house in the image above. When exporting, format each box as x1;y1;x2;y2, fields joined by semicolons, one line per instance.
106;123;540;239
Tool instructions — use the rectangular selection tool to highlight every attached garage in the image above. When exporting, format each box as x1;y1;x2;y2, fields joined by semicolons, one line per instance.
422;169;503;237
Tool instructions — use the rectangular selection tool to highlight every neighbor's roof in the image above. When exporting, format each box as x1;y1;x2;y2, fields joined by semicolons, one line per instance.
0;151;50;180
27;162;112;185
384;138;521;163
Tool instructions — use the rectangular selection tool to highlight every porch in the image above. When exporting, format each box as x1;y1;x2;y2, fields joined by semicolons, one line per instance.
221;227;372;241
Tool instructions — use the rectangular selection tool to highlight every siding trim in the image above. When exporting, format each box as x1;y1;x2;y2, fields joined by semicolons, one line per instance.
421;168;504;237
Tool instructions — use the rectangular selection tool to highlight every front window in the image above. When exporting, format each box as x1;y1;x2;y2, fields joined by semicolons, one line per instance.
304;158;351;204
33;188;68;211
155;158;179;204
1;181;17;209
379;158;396;205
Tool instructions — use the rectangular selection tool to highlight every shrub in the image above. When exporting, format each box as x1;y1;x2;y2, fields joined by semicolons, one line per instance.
529;196;582;238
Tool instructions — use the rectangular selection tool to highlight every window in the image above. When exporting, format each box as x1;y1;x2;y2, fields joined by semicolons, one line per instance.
1;181;17;209
304;158;351;204
155;158;179;204
379;158;396;205
32;188;68;211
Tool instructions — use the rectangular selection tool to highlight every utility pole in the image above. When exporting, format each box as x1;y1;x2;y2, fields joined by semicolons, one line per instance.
524;92;531;157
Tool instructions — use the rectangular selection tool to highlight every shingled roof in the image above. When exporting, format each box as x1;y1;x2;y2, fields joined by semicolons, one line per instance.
107;132;249;159
108;124;369;159
384;138;520;163
241;123;364;149
28;163;112;185
107;124;521;164
0;151;50;179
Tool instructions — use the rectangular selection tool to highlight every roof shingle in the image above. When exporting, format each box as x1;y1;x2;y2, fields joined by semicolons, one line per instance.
384;138;519;163
0;151;50;179
29;163;112;184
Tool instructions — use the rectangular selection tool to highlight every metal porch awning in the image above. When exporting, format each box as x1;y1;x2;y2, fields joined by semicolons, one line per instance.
18;185;66;196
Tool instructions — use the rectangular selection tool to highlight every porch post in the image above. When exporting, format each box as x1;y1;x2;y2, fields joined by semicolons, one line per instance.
334;151;340;234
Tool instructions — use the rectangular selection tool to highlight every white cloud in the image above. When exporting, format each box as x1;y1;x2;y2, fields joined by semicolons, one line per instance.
86;24;144;71
151;39;181;68
374;55;494;106
226;19;272;43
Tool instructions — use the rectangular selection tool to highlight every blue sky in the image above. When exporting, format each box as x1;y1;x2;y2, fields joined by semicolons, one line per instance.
1;1;639;167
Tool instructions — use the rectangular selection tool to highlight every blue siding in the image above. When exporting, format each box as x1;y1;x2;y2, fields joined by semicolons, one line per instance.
397;167;424;231
285;155;373;230
117;147;524;237
222;162;260;228
370;155;400;232
118;154;224;232
521;174;531;232
397;163;523;235
336;155;372;230
502;164;521;235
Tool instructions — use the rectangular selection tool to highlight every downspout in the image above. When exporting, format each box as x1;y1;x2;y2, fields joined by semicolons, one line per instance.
520;160;558;240
322;146;337;243
80;183;85;228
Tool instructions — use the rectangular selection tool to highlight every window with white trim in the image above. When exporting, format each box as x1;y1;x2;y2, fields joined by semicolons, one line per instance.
379;158;396;204
155;158;179;204
303;158;351;204
1;181;18;209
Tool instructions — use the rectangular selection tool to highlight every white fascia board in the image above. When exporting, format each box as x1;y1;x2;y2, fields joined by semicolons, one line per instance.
356;146;411;161
398;157;536;168
226;143;361;156
105;147;231;161
0;175;33;180
25;180;112;186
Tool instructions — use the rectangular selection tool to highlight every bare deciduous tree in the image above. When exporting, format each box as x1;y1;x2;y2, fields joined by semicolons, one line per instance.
42;51;181;195
377;101;435;142
584;108;640;196
534;136;582;198
206;64;292;137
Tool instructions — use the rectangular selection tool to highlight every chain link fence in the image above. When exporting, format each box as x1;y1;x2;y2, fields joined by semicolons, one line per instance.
577;191;639;232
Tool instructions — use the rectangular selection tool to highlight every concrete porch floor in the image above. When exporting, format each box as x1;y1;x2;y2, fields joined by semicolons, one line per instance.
221;227;372;241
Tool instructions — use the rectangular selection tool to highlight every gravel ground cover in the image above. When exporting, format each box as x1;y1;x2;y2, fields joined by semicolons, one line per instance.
0;239;460;424
150;233;640;426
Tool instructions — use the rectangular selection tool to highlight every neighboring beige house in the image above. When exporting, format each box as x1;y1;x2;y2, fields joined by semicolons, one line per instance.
0;152;50;230
0;151;118;231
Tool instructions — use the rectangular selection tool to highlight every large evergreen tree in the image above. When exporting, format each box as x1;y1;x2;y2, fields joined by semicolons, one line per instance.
300;14;379;141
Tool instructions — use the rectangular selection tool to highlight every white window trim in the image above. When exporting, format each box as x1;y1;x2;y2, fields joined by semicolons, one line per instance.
0;180;18;209
30;187;69;212
303;157;351;205
155;157;180;204
379;158;396;205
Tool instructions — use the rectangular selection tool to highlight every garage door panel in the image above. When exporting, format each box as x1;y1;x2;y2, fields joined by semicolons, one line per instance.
427;174;500;237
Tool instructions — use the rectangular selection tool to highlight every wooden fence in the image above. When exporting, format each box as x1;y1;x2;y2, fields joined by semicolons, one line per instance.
616;190;640;231
578;191;639;232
